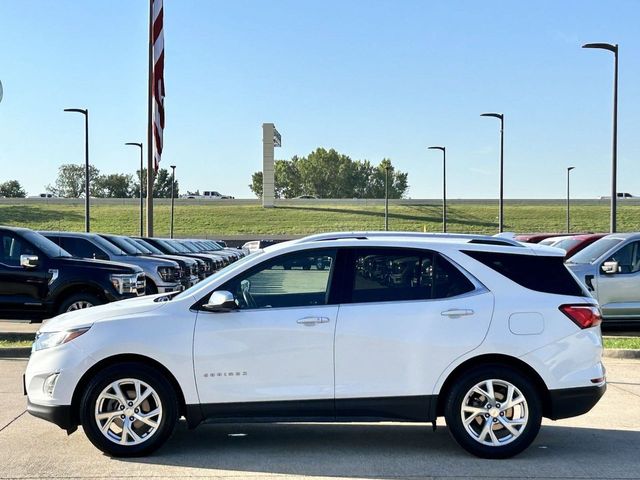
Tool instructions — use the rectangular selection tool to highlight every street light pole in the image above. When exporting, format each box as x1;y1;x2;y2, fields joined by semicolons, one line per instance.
567;166;575;233
170;165;176;238
428;146;447;233
64;108;90;232
125;142;144;236
583;42;619;233
481;112;504;233
384;165;390;231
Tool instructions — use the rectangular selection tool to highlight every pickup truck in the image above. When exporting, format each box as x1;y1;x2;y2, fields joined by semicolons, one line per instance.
0;226;145;320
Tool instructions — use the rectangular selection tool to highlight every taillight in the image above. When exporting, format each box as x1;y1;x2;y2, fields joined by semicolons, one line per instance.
559;304;602;329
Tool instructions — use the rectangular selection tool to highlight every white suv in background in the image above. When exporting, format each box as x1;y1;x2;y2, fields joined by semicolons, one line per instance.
25;232;605;459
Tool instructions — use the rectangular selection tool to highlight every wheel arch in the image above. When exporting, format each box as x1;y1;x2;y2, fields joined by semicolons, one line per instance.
70;353;189;428
53;283;109;313
435;353;551;418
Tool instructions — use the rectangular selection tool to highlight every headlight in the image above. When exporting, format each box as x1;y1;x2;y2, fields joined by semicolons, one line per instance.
157;266;177;282
33;327;91;352
110;273;140;294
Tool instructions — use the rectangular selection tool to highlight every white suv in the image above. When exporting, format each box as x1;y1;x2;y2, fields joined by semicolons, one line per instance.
25;232;606;459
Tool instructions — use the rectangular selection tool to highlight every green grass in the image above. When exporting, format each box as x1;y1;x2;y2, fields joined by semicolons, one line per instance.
0;339;33;348
2;200;640;236
603;337;640;350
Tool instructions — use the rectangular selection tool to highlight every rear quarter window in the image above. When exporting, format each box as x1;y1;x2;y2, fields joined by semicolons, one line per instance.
463;250;586;297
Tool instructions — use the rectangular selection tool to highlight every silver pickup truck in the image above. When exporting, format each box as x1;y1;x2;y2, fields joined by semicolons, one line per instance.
566;232;640;325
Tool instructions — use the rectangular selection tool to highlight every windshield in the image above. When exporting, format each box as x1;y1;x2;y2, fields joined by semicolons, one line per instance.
551;238;581;252
124;237;153;254
102;235;140;255
154;239;180;254
567;238;623;264
173;249;263;300
23;230;71;258
125;238;157;255
172;241;196;253
133;238;164;255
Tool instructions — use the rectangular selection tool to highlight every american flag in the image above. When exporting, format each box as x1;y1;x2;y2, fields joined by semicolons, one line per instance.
152;0;165;172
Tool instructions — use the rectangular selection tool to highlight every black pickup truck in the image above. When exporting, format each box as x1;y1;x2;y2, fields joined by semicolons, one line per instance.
0;226;145;320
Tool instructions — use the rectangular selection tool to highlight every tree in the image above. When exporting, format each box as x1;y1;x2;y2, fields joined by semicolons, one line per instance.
132;168;178;198
94;174;134;198
47;164;101;198
0;180;26;198
249;148;409;199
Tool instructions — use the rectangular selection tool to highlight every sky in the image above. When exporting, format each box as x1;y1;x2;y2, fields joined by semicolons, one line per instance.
0;0;639;199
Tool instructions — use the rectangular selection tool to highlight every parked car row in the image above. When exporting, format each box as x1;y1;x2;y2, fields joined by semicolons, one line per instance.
516;231;640;326
0;225;246;321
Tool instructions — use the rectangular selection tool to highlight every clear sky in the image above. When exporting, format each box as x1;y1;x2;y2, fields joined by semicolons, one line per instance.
0;0;639;199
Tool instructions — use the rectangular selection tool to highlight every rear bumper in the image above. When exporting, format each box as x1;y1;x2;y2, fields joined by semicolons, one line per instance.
547;383;606;420
27;400;76;432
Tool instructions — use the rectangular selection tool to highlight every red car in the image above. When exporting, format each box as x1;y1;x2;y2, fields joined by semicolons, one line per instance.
514;233;564;243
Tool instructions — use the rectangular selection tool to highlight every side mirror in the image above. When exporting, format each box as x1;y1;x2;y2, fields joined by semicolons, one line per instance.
202;290;238;313
20;254;39;269
602;261;619;274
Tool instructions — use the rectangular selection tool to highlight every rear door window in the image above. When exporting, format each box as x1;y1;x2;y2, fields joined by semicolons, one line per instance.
347;248;475;304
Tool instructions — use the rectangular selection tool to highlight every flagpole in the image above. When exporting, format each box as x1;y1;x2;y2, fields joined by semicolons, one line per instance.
146;0;154;237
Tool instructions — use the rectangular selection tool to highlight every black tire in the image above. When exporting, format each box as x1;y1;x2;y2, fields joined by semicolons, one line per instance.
145;279;158;295
79;362;178;457
444;365;542;459
58;293;103;315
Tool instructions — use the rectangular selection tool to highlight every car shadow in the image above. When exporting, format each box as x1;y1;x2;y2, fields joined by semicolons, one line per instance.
122;422;640;479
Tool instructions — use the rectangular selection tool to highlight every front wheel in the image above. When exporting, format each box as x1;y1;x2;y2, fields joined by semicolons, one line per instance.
444;365;542;459
58;293;103;314
79;363;178;457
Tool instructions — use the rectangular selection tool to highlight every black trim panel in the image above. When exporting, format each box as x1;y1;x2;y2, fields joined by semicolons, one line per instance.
336;395;435;421
547;384;606;420
27;400;77;433
199;395;437;424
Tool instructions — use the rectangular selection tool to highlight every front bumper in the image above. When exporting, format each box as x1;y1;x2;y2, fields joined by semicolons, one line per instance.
27;399;76;432
547;383;606;420
157;283;183;293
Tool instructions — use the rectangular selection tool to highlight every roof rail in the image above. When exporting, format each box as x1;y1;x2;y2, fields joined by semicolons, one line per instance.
292;231;523;247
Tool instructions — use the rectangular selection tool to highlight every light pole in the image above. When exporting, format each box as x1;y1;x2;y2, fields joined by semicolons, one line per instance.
567;166;575;233
481;112;504;233
125;142;144;236
583;42;619;233
384;165;390;231
428;146;447;232
64;108;90;232
170;165;176;238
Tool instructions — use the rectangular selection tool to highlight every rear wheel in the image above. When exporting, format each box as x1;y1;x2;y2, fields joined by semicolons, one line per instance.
444;365;542;459
80;363;178;457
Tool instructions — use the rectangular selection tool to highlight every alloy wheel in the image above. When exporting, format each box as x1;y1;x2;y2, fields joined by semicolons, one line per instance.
460;378;529;447
94;378;163;446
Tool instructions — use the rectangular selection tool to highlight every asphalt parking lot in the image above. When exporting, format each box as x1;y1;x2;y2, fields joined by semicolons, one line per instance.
0;358;638;480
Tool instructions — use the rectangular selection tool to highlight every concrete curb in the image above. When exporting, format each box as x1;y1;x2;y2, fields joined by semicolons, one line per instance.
0;347;31;358
603;349;640;359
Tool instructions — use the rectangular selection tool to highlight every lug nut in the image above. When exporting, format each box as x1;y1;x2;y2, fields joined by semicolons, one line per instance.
496;403;501;408
134;408;139;413
486;404;492;409
493;418;498;423
484;413;490;418
129;416;134;421
120;405;124;410
500;412;504;416
120;414;125;419
128;402;133;406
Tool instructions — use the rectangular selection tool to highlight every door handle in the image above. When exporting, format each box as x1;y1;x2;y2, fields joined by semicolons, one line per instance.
296;316;330;326
441;308;474;318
